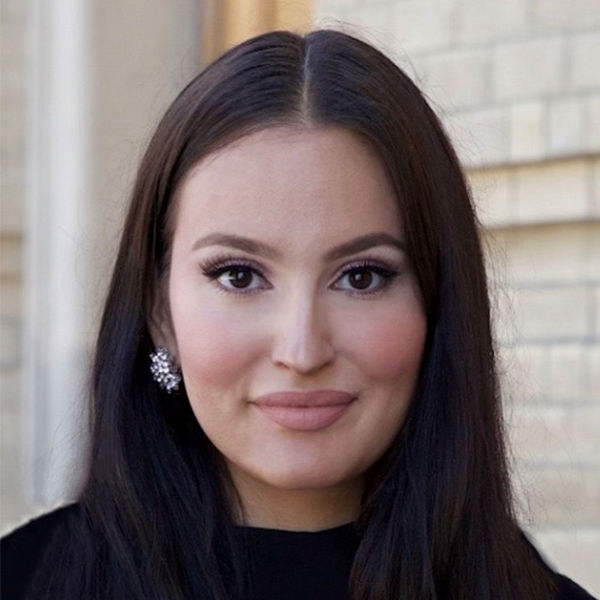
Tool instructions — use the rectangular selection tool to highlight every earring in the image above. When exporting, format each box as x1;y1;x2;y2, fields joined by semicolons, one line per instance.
149;346;182;393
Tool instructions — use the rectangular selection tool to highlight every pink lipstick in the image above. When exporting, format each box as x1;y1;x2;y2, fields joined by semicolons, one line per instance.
252;390;356;432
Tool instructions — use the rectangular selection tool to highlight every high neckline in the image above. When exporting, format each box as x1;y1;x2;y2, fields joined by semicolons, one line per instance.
235;520;357;537
236;519;359;600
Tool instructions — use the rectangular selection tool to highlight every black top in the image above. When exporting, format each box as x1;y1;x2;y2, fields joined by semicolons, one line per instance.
1;504;596;600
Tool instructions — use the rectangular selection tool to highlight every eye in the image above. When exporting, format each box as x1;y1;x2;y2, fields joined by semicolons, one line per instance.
333;262;400;297
215;266;262;291
200;255;270;295
200;255;401;297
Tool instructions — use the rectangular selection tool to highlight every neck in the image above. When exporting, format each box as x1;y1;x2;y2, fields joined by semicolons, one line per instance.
225;467;364;532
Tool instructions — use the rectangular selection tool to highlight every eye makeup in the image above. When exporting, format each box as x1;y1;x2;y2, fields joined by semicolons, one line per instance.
333;258;401;298
198;252;403;298
200;253;271;296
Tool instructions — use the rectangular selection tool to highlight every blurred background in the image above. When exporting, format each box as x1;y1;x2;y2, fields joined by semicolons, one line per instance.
1;0;599;593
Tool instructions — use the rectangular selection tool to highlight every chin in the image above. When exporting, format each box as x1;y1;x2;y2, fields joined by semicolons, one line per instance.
253;461;361;491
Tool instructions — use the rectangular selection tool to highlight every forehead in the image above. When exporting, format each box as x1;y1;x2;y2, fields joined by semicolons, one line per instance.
172;126;402;257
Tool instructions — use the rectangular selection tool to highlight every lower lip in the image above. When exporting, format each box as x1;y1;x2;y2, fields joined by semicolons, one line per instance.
255;403;353;432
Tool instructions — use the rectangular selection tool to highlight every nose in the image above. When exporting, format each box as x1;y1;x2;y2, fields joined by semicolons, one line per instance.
271;289;335;375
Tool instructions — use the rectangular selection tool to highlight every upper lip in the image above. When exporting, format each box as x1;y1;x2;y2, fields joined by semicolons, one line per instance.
252;390;356;408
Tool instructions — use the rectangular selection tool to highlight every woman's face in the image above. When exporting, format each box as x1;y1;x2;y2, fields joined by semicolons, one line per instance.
160;126;427;515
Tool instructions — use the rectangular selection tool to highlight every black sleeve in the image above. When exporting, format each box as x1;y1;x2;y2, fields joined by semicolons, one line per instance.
520;531;597;600
556;573;598;600
1;504;78;600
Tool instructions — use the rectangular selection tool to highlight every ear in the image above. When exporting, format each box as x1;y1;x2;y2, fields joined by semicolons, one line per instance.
147;285;179;364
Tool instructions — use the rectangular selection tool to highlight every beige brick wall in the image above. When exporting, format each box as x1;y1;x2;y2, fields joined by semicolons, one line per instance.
315;0;600;594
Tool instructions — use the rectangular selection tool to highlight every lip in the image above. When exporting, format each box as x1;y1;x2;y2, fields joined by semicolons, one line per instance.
252;390;356;432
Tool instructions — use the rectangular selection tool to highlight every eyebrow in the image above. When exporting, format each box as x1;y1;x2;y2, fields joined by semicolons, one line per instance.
191;232;406;262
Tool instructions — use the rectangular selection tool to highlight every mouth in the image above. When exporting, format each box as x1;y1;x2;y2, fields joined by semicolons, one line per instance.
251;390;356;432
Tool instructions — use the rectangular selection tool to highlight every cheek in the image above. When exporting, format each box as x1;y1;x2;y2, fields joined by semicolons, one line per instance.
345;301;426;382
170;290;262;386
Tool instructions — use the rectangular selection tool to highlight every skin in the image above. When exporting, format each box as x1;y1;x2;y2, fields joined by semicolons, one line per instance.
155;126;427;531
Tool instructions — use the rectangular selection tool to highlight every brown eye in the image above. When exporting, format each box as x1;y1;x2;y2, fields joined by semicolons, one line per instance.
225;267;254;289
348;269;373;290
333;262;399;297
201;257;270;295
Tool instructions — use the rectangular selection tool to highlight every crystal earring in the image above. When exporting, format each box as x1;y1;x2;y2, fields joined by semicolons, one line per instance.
149;346;182;393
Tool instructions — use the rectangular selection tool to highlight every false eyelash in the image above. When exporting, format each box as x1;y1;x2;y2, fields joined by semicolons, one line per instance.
340;259;400;276
200;253;265;278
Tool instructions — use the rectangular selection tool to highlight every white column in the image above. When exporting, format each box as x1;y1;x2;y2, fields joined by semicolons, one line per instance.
24;0;92;506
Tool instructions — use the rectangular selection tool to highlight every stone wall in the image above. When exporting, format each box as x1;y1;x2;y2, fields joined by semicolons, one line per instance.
313;0;600;593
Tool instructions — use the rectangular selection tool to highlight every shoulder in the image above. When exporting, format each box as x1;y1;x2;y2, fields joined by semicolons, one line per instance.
555;573;597;600
521;531;597;600
1;503;79;600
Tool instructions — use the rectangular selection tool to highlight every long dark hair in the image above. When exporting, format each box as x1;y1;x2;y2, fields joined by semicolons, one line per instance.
31;29;556;600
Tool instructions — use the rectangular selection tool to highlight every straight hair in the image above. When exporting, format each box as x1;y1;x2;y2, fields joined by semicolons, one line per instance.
30;29;556;600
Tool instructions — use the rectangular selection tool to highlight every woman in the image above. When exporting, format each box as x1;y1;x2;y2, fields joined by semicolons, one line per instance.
1;29;596;600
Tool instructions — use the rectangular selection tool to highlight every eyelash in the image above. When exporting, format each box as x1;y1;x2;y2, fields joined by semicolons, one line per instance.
199;253;402;299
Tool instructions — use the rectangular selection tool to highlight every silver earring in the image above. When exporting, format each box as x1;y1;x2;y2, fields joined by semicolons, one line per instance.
149;346;182;393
